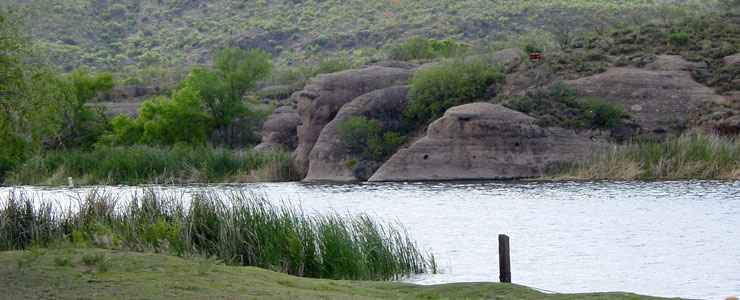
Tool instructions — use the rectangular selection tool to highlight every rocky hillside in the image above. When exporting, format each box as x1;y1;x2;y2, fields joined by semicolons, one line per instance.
255;11;740;182
4;0;719;73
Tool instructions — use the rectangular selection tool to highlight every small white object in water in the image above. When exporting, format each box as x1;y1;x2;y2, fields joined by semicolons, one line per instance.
67;177;74;188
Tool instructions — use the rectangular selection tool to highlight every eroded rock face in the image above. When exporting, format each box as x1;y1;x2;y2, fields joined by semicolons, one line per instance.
304;86;410;182
566;67;725;135
485;48;526;72
293;66;413;174
369;103;596;182
254;106;301;152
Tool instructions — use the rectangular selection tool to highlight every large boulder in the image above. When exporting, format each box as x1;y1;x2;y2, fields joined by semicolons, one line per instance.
293;66;413;174
485;48;526;72
304;86;410;182
566;67;725;135
254;106;301;152
369;103;596;182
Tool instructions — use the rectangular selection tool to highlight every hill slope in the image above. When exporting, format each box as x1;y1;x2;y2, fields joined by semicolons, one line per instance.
4;0;718;72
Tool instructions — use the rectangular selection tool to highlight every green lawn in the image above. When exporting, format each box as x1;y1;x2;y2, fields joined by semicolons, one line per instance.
0;248;677;300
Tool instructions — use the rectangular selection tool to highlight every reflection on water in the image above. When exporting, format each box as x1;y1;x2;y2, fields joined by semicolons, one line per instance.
2;180;740;299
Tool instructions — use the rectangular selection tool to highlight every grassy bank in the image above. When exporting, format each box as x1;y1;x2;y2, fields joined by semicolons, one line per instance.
0;191;433;281
5;145;299;185
554;133;740;180
0;249;672;300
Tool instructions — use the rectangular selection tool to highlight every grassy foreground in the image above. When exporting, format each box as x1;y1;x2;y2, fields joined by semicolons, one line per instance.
1;191;432;281
0;248;671;300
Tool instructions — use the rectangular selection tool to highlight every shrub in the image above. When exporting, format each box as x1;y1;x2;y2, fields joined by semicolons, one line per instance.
500;83;626;130
338;117;382;155
388;37;467;61
106;86;211;146
337;117;404;162
581;98;625;129
669;31;689;46
315;56;354;74
525;44;543;54
405;60;503;125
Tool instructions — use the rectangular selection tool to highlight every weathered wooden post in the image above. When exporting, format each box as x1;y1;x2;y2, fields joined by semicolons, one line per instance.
498;234;511;283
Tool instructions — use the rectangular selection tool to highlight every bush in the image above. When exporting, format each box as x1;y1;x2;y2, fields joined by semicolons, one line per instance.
106;86;211;146
315;56;354;74
500;83;626;130
405;60;503;125
337;117;403;162
581;98;625;129
669;31;689;46
388;37;467;61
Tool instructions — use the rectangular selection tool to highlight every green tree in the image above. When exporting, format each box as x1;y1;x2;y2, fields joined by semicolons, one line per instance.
107;48;270;147
52;68;113;149
0;12;69;177
185;48;272;145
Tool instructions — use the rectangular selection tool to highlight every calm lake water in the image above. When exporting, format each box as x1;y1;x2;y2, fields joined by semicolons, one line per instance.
2;181;739;299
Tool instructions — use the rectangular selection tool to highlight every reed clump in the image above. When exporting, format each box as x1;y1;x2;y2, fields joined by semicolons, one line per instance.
0;190;433;280
557;133;740;180
6;145;297;185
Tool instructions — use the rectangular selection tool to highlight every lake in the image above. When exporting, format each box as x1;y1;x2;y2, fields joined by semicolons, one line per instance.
2;181;739;299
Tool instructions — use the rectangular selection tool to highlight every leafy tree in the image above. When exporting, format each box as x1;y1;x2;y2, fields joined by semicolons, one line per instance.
186;48;272;145
52;68;114;149
107;48;271;147
0;12;67;176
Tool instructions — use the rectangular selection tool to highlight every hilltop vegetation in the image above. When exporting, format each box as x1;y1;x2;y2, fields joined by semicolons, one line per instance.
3;1;723;75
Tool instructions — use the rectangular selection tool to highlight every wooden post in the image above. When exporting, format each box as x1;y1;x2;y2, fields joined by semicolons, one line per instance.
498;234;511;283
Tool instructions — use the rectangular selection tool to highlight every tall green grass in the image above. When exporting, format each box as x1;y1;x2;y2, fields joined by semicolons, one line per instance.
556;133;740;180
6;145;299;185
0;191;434;280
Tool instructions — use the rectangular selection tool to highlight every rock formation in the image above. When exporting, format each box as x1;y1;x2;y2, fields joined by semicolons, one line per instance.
566;67;725;135
293;66;413;174
304;86;409;182
369;103;596;181
254;106;301;152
